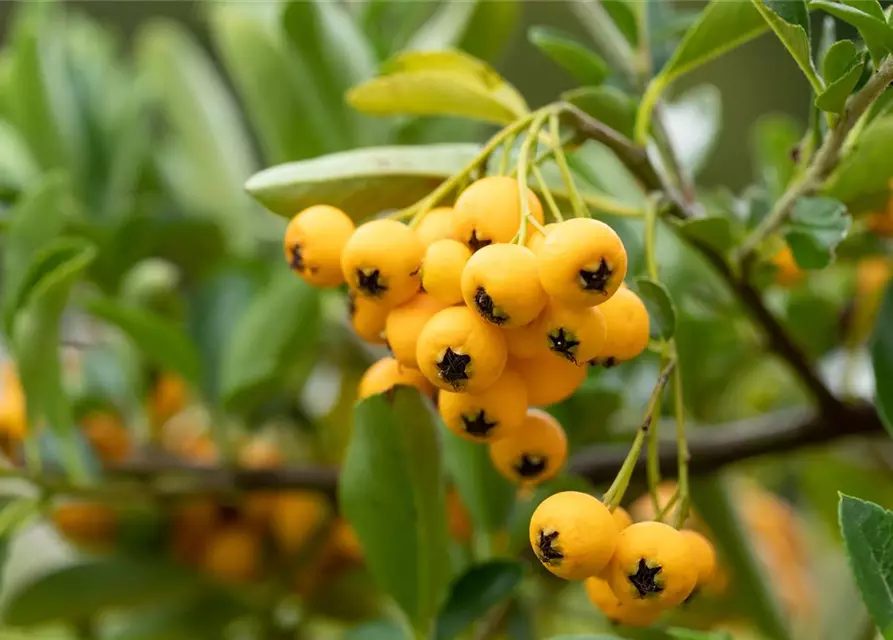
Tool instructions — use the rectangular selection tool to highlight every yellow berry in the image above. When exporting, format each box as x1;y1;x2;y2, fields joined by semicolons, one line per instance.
612;506;633;532
82;410;132;465
415;206;455;246
438;367;528;442
416;306;507;394
680;529;718;587
0;363;26;441
592;285;650;366
511;353;587;407
385;293;449;369
607;521;698;608
534;300;607;364
501;321;551;360
357;357;435;400
52;501;117;551
538;218;628;307
585;576;663;627
529;491;617;580
461;244;547;328
422;239;471;305
270;491;329;554
171;497;218;566
489;409;567;486
525;223;557;255
348;291;388;344
203;524;261;583
772;245;802;287
341;219;423;308
284;205;355;287
452;176;544;250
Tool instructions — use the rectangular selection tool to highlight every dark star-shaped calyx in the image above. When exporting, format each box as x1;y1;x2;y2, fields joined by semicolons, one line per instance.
289;244;306;272
467;229;491;252
627;558;664;599
536;529;564;565
578;258;612;294
436;347;471;389
461;410;498;437
356;268;388;296
513;454;547;478
548;327;581;362
474;286;506;325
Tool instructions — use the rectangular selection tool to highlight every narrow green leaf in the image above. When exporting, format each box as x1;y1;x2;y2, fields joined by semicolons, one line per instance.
405;0;480;52
442;428;515;535
563;86;636;139
434;561;524;640
456;1;520;64
839;494;893;638
634;278;677;340
816;56;865;114
83;298;203;387
825;115;893;204
678;217;738;255
2;558;198;627
783;196;850;269
0;120;39;197
871;283;893;436
752;0;821;91
751;115;802;199
528;26;610;86
245;143;481;220
691;475;792;640
340;389;451;632
604;0;639;45
219;271;321;414
811;1;893;64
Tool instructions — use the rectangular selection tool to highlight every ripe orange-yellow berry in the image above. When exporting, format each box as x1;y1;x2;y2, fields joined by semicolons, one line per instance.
535;300;607;364
52;501;117;551
489;409;567;485
525;223;557;255
502;322;550;360
82;411;132;464
607;521;698;608
348;291;388;344
438;367;527;442
357;357;435;400
452;176;545;250
385;293;448;369
585;576;662;627
447;488;472;543
415;206;455;246
612;506;633;532
270;491;329;554
203;524;261;583
171;497;218;566
341;219;423;308
461;244;547;328
511;353;587;407
592;285;650;366
148;372;189;433
680;529;717;587
772;245;802;287
0;363;26;441
529;491;617;580
538;218;627;307
867;189;893;237
416;306;507;393
422;239;471;305
284;205;355;287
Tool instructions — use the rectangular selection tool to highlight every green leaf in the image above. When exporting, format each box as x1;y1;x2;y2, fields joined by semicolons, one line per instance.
678;217;738;255
663;84;722;176
245;143;481;220
825;115;893;204
667;629;734;640
751;115;802;199
563;86;636;139
208;4;338;163
405;1;480;52
457;1;520;64
816;41;866;113
823;39;860;80
691;475;792;640
219;271;321;414
528;26;610;86
442;428;515;535
346;620;408;640
2;558;198;627
83;297;203;387
872;283;893;436
0;120;38;197
634;278;677;340
348;50;528;125
753;0;821;91
604;0;639;45
340;389;451;632
434;561;524;640
839;494;893;638
135;20;257;256
783;196;850;269
811;1;893;64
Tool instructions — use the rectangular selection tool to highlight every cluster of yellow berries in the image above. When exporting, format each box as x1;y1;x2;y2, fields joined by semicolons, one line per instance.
284;175;650;486
529;491;716;628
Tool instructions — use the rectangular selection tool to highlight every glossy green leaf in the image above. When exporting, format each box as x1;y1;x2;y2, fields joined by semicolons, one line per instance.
634;278;677;340
825;115;893;204
0;121;38;197
839;494;893;638
663;84;722;176
442;428;515;535
563;86;636;139
457;1;520;64
219;271;320;414
434;561;524;640
691;475;791;640
348;50;528;125
753;0;821;91
209;4;337;163
816;40;865;113
751;115;802;199
604;0;639;45
872;283;893;436
823;40;860;80
405;0;479;52
108;592;249;640
783;196;850;269
135;20;257;255
678;217;738;255
245;143;481;219
340;389;451;632
528;26;610;86
812;1;893;64
2;558;198;627
84;297;203;386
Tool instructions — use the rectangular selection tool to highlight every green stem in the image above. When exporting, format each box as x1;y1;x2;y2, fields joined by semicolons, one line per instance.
671;345;690;529
655;487;680;523
531;164;563;223
548;113;587;219
516;111;552;245
603;360;676;508
498;133;517;176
